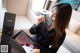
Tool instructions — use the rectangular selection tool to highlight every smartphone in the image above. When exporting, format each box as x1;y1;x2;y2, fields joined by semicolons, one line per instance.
44;14;52;27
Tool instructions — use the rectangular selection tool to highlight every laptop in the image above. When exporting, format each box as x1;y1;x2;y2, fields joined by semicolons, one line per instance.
12;30;43;53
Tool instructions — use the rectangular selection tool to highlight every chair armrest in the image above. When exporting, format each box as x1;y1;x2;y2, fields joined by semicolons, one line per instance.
63;33;80;53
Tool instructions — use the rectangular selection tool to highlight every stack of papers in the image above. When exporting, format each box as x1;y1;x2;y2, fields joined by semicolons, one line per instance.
22;45;33;53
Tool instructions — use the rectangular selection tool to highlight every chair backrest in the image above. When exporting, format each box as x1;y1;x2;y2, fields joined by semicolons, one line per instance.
3;0;32;16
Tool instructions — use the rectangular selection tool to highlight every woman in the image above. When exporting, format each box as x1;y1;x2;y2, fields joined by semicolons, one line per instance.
30;3;72;53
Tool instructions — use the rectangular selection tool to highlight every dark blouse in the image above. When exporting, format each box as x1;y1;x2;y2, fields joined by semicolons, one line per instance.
29;23;66;53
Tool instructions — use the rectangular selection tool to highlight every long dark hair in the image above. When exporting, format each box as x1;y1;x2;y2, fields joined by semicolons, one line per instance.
51;3;72;47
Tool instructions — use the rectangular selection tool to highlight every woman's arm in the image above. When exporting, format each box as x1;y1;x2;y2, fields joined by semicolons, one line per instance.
31;48;58;53
29;15;45;35
29;24;37;34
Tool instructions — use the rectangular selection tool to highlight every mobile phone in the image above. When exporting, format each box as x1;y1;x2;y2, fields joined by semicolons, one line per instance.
44;14;52;27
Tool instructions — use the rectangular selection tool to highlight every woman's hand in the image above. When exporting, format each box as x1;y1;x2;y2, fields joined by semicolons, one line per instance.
36;15;45;27
31;49;40;53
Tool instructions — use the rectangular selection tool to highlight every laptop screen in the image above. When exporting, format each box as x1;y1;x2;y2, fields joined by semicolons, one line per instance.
12;30;40;49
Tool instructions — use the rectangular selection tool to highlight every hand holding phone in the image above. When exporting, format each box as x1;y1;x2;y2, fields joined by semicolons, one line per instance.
36;15;45;27
36;13;52;29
